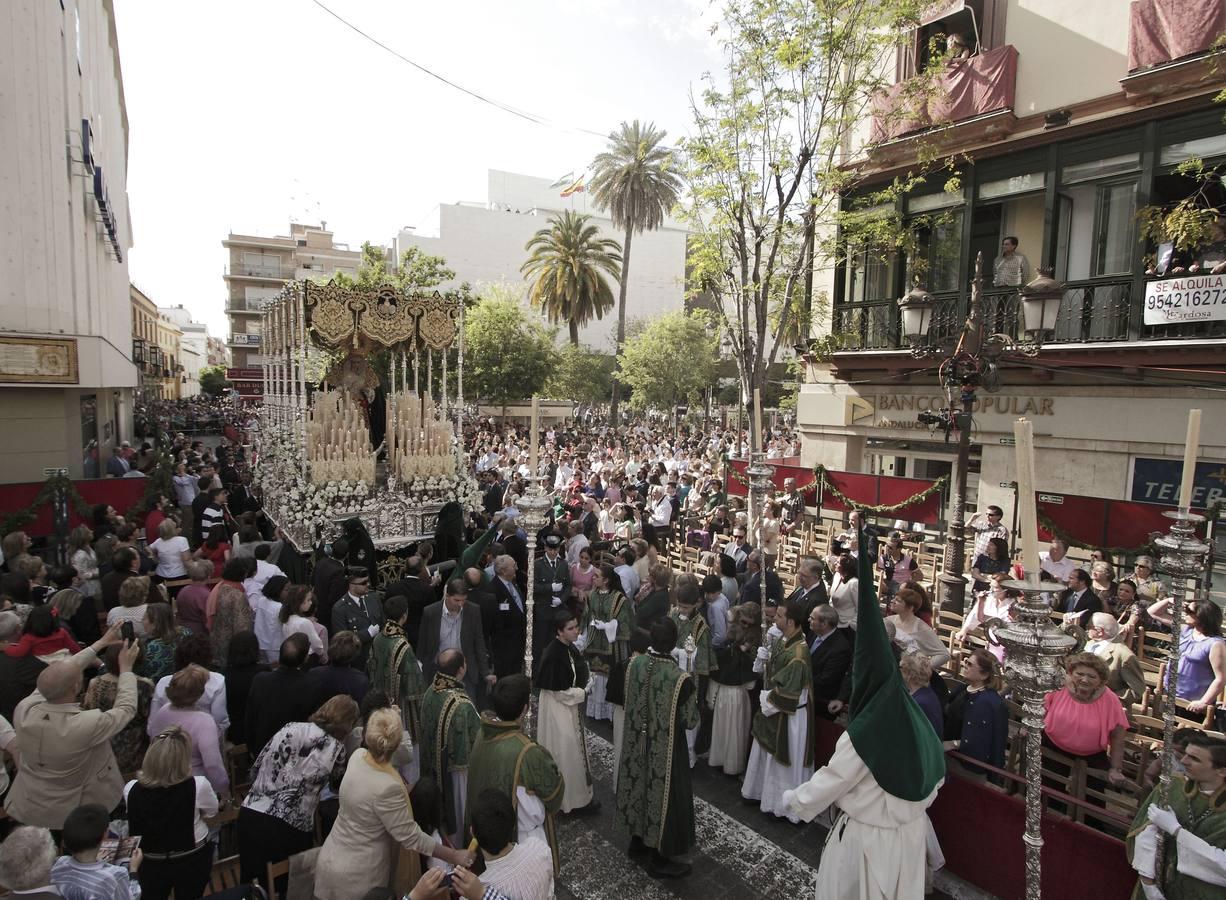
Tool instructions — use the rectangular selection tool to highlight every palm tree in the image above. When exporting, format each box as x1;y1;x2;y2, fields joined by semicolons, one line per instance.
589;120;682;424
521;211;622;346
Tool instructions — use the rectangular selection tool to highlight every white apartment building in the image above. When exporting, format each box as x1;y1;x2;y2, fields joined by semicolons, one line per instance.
0;0;139;482
160;305;210;398
798;0;1226;524
393;170;689;350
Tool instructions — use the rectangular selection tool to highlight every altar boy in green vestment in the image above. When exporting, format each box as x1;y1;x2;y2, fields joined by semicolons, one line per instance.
419;649;482;845
368;595;426;753
1128;734;1226;900
579;563;633;721
466;674;565;875
669;580;717;768
615;617;700;879
741;599;815;822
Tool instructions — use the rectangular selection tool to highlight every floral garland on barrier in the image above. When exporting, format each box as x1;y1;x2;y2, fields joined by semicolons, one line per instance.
0;475;94;537
724;458;947;515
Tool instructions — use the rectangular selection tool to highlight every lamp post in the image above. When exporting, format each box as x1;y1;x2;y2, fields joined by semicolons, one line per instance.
1152;509;1210;890
517;473;552;737
746;452;776;640
898;256;1064;612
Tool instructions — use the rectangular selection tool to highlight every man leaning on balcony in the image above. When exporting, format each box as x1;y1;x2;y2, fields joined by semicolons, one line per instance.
992;236;1031;287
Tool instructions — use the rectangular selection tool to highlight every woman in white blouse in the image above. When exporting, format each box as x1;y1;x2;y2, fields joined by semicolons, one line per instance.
278;584;326;661
149;519;192;581
68;525;101;599
829;554;859;631
956;572;1018;664
886;586;950;669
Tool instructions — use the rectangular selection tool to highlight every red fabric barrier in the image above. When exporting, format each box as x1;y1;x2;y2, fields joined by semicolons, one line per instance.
871;45;1018;143
812;719;1135;898
1128;0;1225;71
727;461;944;522
0;479;147;537
1035;491;1199;550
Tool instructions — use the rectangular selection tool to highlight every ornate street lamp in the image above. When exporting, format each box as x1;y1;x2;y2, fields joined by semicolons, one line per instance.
517;474;552;737
900;254;1064;613
746;452;776;640
990;577;1076;900
897;282;935;347
1019;268;1064;341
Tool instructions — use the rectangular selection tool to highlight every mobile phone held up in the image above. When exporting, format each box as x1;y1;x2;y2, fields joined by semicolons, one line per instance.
121;621;135;645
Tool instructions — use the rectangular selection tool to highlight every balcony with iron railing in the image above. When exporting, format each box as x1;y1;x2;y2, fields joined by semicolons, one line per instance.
223;264;287;280
832;275;1226;353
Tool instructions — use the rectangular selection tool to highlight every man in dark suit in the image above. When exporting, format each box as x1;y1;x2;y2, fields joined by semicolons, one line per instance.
312;538;349;634
807;604;852;719
330;567;383;672
788;557;829;637
738;551;783;607
307;630;370;705
382;555;434;648
244;633;322;757
417;578;494;702
532;535;572;663
500;519;529;595
1056;567;1101;628
489;554;527;679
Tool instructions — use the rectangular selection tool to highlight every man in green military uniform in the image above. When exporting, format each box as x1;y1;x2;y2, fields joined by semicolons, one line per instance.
669;579;716;768
466;674;565;874
1128;734;1226;899
368;595;426;755
420;648;482;846
742;599;815;822
616;617;700;879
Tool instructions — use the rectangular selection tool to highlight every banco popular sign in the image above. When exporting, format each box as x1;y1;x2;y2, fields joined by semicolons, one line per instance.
845;394;1054;428
1143;274;1226;325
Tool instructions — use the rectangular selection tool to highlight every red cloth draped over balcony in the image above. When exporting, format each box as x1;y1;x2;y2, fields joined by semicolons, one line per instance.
871;44;1018;144
1128;0;1226;71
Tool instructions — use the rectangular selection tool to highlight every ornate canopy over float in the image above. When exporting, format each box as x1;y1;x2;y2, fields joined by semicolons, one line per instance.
254;280;478;552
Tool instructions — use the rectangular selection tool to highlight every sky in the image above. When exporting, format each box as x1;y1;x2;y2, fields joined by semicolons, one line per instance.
114;0;725;338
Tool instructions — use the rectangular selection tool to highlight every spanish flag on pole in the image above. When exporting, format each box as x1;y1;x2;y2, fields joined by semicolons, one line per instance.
560;175;586;197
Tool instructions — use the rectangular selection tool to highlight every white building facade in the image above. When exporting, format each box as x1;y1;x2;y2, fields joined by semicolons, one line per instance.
394;170;689;350
0;0;139;482
160;305;210;398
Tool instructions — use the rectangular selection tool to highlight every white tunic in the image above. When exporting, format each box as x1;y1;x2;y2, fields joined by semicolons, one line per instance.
741;688;813;822
783;732;942;900
537;687;593;813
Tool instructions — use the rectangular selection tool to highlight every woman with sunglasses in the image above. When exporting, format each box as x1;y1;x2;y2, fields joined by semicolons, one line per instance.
1147;598;1226;715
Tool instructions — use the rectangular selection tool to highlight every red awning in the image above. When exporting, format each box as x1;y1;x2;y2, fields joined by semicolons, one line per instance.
919;1;967;28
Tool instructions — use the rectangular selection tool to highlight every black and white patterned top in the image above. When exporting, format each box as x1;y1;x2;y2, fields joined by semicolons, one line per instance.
241;721;346;831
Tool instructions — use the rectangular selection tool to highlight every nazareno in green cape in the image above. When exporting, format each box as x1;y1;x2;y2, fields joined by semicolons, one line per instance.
844;521;946;802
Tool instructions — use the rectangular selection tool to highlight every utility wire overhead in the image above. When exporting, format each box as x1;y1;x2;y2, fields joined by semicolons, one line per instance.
308;0;608;140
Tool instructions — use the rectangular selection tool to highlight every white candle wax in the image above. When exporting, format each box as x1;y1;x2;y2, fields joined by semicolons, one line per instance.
530;397;539;474
1179;408;1202;509
1013;418;1039;581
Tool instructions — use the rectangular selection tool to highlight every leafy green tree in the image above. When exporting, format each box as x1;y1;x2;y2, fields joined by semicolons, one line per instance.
617;311;717;418
589;120;682;424
198;365;231;397
521;211;622;346
683;0;934;448
396;246;455;293
545;344;616;407
464;295;558;419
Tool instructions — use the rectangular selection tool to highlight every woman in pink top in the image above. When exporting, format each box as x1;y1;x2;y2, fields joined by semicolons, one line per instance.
1043;651;1129;786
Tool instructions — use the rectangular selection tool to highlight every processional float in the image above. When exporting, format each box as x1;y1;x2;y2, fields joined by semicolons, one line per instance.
254;280;478;556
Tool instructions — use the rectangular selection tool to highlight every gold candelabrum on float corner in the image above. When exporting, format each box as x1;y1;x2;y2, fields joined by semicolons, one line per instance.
306;390;376;485
385;390;457;482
